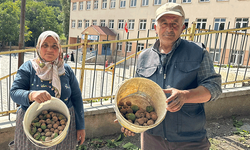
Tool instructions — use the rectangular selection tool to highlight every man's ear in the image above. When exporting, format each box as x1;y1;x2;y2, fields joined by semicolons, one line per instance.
182;24;186;31
154;24;158;35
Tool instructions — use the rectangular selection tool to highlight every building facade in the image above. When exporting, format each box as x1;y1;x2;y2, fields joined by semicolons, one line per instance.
69;0;250;65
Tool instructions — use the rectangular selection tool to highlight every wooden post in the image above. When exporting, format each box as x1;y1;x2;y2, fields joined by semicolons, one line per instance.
79;33;88;93
188;22;196;41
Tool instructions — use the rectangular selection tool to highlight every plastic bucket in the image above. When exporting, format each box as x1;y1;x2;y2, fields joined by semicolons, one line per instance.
114;77;167;133
23;97;70;148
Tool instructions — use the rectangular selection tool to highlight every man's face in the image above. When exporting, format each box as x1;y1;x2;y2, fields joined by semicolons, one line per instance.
154;14;185;45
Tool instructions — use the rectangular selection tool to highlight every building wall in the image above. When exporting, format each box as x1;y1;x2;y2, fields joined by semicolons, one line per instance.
69;0;250;65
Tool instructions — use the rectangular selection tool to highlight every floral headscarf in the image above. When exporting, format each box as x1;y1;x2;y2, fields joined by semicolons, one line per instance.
30;30;65;98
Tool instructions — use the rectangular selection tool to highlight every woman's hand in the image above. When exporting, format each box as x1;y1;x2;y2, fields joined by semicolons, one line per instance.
114;119;135;136
29;90;51;103
77;129;86;145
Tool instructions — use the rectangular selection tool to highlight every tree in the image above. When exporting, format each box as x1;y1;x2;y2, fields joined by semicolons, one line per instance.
25;0;63;46
59;0;70;39
0;1;20;48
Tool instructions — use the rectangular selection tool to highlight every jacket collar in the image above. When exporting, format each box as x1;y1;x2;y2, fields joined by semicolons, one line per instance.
152;38;182;55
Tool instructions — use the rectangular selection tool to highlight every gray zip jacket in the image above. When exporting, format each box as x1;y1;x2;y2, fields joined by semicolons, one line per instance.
135;38;222;142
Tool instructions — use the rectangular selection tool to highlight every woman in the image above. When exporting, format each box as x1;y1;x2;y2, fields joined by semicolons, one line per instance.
10;31;85;150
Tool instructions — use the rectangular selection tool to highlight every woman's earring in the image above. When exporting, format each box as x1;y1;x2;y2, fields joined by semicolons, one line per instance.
39;62;45;68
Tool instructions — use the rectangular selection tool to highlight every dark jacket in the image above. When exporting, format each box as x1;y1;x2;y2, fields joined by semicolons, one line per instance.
136;39;222;142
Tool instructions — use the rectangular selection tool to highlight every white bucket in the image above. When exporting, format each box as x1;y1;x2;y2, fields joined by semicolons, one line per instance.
114;77;167;133
23;97;70;148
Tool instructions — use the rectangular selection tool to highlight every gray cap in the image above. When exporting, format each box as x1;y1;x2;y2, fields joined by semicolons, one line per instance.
156;3;185;21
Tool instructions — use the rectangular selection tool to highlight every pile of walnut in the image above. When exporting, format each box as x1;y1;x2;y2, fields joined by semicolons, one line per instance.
118;101;158;126
30;110;67;141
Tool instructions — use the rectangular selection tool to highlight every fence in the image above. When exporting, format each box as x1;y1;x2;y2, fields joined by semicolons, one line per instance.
1;22;250;120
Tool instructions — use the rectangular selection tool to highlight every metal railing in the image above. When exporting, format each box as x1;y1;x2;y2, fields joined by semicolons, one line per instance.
1;22;250;117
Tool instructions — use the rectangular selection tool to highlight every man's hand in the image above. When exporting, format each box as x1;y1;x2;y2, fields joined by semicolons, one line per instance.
29;90;51;103
77;129;86;145
163;88;187;112
114;119;135;136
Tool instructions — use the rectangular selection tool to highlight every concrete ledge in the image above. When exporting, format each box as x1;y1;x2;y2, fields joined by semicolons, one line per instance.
1;87;250;149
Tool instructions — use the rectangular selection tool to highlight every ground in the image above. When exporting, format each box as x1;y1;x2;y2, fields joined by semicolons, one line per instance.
77;115;250;150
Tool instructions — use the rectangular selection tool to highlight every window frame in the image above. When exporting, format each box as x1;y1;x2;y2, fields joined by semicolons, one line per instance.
85;20;90;28
126;42;132;52
117;42;122;51
102;0;107;9
151;19;155;30
120;0;126;8
72;2;77;11
86;1;91;10
139;19;147;30
100;20;106;27
130;0;137;7
182;0;191;3
142;0;148;6
235;18;249;33
118;19;125;29
79;2;84;10
128;19;135;30
137;43;144;52
199;0;210;2
154;0;161;5
72;20;76;28
109;20;114;29
110;0;116;8
92;20;97;25
196;18;207;29
78;20;82;28
214;18;226;31
94;0;98;9
168;0;176;3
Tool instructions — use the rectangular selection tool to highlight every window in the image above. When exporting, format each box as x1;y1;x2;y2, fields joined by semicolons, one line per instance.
117;42;122;51
79;2;83;10
137;43;144;51
120;0;126;8
110;0;116;8
200;0;209;2
151;19;155;30
86;1;91;10
78;20;82;28
230;50;244;65
182;0;191;3
126;42;132;52
209;49;220;62
118;20;124;29
109;20;114;29
72;20;76;28
139;19;147;30
154;0;161;5
100;20;105;26
196;18;207;29
85;20;90;28
184;18;189;29
142;0;148;6
128;19;135;30
92;20;97;25
214;18;226;30
72;2;77;10
102;0;107;8
235;18;249;32
217;0;228;1
94;0;98;9
168;0;176;2
130;0;136;7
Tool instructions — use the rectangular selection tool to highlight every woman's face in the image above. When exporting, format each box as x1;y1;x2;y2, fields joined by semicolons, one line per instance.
40;36;59;62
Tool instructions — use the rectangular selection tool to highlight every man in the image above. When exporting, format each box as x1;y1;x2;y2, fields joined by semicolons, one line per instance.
118;3;222;150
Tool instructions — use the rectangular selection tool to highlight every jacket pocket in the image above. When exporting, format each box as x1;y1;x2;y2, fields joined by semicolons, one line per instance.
177;61;200;73
177;103;206;136
137;66;158;78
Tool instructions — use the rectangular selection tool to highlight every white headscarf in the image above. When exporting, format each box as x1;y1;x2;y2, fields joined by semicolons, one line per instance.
31;30;65;98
